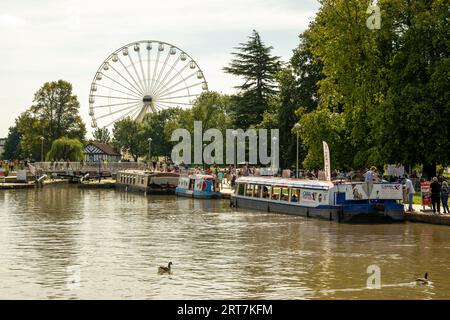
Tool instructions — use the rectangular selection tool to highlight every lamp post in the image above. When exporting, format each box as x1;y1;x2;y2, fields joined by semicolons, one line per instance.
232;130;238;173
202;143;207;171
294;123;301;178
272;136;278;176
40;136;45;162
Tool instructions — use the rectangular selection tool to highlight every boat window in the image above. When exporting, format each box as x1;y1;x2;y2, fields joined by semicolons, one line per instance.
246;184;254;197
291;188;300;203
237;183;245;196
272;187;281;201
280;188;289;201
189;179;195;190
261;185;270;199
254;185;262;198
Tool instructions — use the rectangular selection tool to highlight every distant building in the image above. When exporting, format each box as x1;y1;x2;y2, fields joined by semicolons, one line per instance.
83;142;121;162
0;138;6;158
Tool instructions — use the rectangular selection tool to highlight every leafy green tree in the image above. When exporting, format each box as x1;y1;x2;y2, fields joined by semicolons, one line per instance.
45;136;84;161
2;125;24;160
224;30;281;127
259;31;324;169
112;118;146;162
17;80;86;159
141;108;181;159
374;0;450;177
92;127;111;144
297;108;354;170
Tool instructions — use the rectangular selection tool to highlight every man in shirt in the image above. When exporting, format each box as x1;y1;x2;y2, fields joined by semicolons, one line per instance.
364;166;378;182
404;175;416;212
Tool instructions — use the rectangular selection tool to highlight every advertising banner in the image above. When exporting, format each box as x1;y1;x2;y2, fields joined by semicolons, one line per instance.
369;184;403;200
420;181;431;206
322;141;331;181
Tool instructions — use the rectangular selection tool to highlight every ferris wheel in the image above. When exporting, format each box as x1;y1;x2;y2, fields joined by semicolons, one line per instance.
89;40;208;129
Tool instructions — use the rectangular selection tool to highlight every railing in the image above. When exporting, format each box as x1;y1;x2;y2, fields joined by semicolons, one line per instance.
33;162;148;173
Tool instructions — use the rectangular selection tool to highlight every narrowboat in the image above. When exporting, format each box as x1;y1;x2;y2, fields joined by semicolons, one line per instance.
231;176;405;223
116;170;179;194
175;174;221;199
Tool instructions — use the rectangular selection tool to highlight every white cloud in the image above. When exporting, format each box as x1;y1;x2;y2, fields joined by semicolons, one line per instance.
0;14;29;28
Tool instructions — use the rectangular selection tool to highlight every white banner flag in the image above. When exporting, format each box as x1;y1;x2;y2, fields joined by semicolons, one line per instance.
323;141;331;181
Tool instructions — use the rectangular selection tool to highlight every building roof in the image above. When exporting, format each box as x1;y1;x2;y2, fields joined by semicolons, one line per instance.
84;142;121;156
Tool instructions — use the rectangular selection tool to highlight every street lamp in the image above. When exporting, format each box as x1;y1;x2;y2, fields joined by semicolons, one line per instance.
202;143;207;171
232;130;238;173
294;123;301;178
40;136;45;162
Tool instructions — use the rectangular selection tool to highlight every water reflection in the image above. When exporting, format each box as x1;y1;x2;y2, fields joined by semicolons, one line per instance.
0;185;449;299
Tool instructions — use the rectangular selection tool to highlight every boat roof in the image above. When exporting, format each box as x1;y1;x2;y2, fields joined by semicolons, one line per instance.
117;170;179;177
236;176;334;189
182;174;215;180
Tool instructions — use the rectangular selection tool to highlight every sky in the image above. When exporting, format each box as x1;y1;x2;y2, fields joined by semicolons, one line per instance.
0;0;320;138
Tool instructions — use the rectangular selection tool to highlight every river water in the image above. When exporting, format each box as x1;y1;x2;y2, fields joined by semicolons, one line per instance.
1;185;449;299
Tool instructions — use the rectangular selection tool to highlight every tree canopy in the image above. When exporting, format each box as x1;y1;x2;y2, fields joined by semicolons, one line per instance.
224;30;281;128
45;136;84;161
16;80;86;160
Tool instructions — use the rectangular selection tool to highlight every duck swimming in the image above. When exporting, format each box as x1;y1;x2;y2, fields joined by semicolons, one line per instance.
416;273;429;285
158;262;173;274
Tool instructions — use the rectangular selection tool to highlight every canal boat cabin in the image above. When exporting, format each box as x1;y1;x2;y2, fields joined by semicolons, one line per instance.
116;170;179;194
231;176;405;223
176;174;221;199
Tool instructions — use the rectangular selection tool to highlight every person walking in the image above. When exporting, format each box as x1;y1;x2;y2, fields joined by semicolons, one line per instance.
404;175;416;212
430;177;441;214
441;181;449;214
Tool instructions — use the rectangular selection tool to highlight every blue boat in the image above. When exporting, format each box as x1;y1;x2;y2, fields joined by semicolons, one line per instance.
231;176;405;223
175;174;221;199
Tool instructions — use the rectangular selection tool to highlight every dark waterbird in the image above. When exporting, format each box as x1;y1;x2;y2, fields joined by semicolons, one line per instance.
158;262;173;274
416;273;429;285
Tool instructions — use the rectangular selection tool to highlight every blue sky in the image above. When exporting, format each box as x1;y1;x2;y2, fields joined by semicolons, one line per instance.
0;0;320;137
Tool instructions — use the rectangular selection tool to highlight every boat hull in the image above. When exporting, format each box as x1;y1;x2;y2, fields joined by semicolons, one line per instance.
231;196;404;223
175;187;221;199
116;184;176;195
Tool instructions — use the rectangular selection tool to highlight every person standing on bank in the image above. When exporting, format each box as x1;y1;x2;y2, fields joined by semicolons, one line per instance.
404;175;416;212
430;177;441;214
441;181;449;214
364;166;379;182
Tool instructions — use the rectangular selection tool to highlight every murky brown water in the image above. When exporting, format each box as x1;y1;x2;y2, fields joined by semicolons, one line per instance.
1;185;450;299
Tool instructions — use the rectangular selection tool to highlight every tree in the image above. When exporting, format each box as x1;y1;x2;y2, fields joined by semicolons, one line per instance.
45;137;84;161
112;118;146;162
258;31;324;168
141;108;181;159
17;80;86;159
163;92;233;163
92;127;111;144
297;108;354;170
374;0;450;177
2;125;23;160
224;30;282;127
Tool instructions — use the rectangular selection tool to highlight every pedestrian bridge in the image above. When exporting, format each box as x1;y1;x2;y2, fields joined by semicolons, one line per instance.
31;162;149;176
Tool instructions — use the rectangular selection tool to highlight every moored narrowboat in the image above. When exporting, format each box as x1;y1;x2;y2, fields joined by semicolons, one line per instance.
231;176;405;223
175;174;221;199
116;170;179;194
